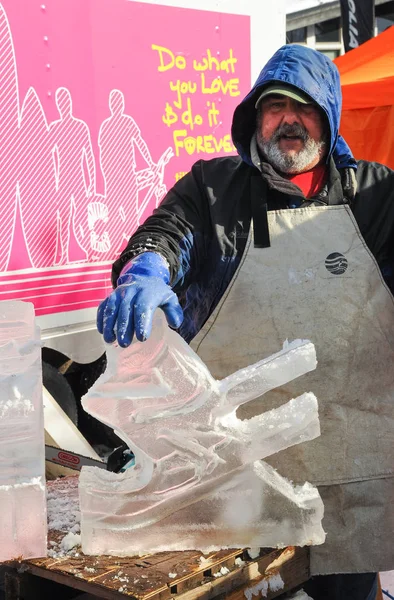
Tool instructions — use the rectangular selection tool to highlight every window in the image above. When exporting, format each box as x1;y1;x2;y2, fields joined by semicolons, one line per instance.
319;49;340;60
287;27;307;44
376;16;394;33
286;17;344;58
316;18;341;43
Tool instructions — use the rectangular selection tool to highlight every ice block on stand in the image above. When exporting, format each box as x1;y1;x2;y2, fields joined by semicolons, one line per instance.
80;313;325;555
0;301;47;561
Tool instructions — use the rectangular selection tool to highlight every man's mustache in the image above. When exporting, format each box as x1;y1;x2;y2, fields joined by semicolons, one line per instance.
272;123;308;143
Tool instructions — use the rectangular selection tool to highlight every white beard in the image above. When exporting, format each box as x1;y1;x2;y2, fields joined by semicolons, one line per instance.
257;130;326;174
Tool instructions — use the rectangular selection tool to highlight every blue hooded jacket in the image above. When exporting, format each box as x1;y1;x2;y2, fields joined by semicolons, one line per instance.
231;44;356;170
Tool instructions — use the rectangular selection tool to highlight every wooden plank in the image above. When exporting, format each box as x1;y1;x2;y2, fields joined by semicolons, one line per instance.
23;546;245;599
226;547;309;600
175;547;309;600
376;575;383;600
15;546;309;600
5;565;129;600
141;549;247;596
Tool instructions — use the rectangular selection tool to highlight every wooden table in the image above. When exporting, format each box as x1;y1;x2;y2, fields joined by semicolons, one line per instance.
3;476;310;600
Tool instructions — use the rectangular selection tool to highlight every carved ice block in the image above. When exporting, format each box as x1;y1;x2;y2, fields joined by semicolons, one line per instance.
80;313;325;555
0;301;47;561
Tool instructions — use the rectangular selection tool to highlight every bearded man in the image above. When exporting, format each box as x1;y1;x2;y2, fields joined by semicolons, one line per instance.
97;44;394;600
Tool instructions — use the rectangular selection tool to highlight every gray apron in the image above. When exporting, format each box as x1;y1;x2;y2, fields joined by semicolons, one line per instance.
191;205;394;575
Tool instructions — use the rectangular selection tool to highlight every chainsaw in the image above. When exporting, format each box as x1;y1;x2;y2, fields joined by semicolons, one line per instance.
45;442;135;473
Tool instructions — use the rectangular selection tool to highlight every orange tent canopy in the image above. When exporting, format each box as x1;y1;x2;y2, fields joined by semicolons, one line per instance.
334;26;394;169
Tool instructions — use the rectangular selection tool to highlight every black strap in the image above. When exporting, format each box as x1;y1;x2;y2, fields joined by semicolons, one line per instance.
339;167;357;205
251;174;271;248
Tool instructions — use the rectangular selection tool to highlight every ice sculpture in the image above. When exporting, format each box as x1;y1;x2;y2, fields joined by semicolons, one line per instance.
0;301;47;561
80;313;325;555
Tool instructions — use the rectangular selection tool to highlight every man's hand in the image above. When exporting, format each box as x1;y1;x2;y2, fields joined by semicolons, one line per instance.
97;252;183;347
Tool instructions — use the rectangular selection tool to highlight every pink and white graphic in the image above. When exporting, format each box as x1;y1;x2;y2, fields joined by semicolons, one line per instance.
0;0;250;317
0;6;19;272
17;88;55;269
97;89;173;260
50;87;95;264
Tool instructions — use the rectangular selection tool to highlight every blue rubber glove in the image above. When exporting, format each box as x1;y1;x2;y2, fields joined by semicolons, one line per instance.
97;252;183;347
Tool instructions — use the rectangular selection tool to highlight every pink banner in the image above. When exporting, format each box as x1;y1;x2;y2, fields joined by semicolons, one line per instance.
0;0;250;315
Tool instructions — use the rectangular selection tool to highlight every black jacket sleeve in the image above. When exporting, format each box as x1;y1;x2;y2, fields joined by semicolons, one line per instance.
353;160;394;293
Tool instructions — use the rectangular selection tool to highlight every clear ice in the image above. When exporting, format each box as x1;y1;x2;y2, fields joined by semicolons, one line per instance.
80;313;325;555
0;301;47;561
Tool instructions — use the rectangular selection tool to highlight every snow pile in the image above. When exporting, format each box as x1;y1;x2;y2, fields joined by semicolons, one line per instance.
244;572;284;599
47;476;81;558
213;566;230;578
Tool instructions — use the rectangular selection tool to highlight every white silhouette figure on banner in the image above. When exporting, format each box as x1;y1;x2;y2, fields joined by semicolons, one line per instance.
0;3;174;273
50;88;96;264
98;90;173;259
0;3;19;272
17;89;57;269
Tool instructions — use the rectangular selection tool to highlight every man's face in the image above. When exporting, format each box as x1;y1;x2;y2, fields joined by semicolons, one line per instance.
256;94;328;174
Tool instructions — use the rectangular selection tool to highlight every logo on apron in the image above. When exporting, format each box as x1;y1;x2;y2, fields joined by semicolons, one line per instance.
325;252;348;275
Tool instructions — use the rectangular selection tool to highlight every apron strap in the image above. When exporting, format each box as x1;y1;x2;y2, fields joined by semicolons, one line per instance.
251;174;271;249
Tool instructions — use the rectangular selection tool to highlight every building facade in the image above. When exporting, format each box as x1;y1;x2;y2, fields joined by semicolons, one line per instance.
286;0;394;58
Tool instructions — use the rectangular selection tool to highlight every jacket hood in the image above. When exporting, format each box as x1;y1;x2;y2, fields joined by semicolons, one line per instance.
232;44;354;168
